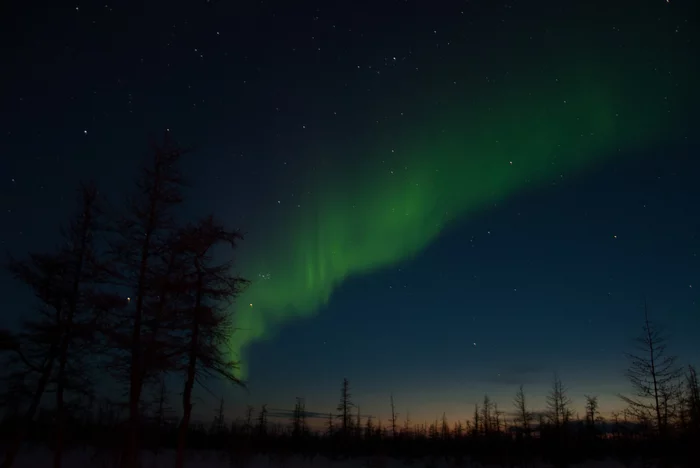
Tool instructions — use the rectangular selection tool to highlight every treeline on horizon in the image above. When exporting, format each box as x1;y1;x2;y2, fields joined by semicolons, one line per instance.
0;135;698;468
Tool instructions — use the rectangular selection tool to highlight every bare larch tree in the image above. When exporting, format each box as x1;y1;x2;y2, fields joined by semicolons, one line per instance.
618;303;681;436
681;365;700;434
151;376;172;457
389;394;399;438
1;253;67;468
51;184;117;468
326;412;334;436
256;404;268;437
172;215;249;468
513;384;533;437
105;136;187;468
336;378;353;437
212;397;226;434
585;395;600;432
481;395;492;434
545;372;573;429
403;410;411;436
2;183;120;468
292;397;306;438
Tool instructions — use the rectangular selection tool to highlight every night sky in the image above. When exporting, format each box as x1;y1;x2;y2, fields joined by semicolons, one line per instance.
1;0;698;426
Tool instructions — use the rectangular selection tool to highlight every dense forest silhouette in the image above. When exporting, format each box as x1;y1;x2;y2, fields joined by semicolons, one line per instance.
0;136;698;467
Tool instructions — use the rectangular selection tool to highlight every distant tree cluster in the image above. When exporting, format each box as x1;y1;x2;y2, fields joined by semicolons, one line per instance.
2;361;699;467
0;135;249;468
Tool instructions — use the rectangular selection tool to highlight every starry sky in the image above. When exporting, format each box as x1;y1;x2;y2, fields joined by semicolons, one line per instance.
1;0;698;426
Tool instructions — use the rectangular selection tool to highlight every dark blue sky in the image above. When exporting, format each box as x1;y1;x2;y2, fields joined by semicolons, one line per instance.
0;0;698;426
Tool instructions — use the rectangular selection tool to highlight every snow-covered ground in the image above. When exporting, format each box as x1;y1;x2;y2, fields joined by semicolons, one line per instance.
7;448;672;468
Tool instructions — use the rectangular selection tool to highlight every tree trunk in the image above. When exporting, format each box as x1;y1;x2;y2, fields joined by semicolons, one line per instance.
175;272;202;468
1;352;57;468
55;188;90;468
120;209;156;468
175;324;199;468
121;305;144;468
54;262;81;468
645;309;663;436
121;273;146;467
53;351;67;468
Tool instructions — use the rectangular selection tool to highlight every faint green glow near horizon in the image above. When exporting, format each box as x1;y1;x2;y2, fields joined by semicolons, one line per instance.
226;55;684;378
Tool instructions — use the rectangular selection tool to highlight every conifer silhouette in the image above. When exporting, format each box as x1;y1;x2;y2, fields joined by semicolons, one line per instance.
619;303;681;436
336;378;353;437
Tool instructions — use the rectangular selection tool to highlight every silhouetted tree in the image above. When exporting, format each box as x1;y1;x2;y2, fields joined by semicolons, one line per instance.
375;416;384;439
292;397;306;438
453;420;464;438
244;405;254;435
389;394;398;438
683;365;700;434
546;373;573;429
257;404;268;437
105;137;188;468
173;215;249;468
513;384;533;437
481;395;492;434
365;415;374;439
326;412;334;436
0;254;65;468
494;403;504;433
51;184;114;468
2;183;120;468
660;379;682;431
429;419;438;440
212;397;226;434
472;404;480;437
619;304;681;436
584;395;599;436
336;378;353;436
151;377;172;456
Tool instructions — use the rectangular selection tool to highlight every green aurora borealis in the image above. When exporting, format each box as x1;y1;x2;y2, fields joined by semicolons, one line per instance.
228;34;693;376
